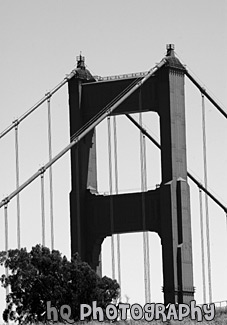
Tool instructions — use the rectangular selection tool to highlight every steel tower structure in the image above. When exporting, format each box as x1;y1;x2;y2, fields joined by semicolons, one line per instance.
68;45;194;305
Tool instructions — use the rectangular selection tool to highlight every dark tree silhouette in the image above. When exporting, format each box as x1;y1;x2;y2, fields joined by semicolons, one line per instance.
0;245;119;323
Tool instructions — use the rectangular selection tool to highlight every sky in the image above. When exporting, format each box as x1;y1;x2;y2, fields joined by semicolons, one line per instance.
0;0;227;321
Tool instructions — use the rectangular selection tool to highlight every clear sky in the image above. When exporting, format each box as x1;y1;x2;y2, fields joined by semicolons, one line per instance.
0;0;227;321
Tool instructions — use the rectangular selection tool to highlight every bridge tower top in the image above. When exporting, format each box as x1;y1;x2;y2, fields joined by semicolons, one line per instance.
166;43;175;57
76;53;85;69
74;53;94;81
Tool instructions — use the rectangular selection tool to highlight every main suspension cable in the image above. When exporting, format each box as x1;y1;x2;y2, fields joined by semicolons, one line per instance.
70;59;166;143
201;93;212;303
0;59;166;209
71;76;141;143
14;120;21;249
125;114;227;214
47;94;54;250
186;71;227;120
0;71;77;140
199;188;206;303
127;111;227;302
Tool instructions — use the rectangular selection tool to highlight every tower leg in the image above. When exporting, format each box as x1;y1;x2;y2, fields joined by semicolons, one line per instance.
160;180;194;305
157;55;194;304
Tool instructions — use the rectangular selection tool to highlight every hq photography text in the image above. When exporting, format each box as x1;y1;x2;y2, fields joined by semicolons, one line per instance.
46;300;215;323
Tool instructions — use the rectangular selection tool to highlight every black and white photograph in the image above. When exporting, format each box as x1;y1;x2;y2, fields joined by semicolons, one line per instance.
0;1;226;323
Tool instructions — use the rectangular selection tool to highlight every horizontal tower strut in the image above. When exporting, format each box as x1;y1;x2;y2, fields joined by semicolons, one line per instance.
125;114;227;213
93;71;147;82
0;70;77;140
0;59;166;209
1;64;226;140
185;71;227;119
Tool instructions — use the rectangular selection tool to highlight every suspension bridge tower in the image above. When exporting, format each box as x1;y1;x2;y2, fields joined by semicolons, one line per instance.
68;45;194;305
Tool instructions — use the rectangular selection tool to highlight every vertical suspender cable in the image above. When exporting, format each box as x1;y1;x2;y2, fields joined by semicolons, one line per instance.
40;169;45;247
199;188;206;303
138;88;150;303
113;115;121;301
4;203;9;301
226;213;227;268
14;121;21;249
226;213;227;233
139;113;148;304
107;117;115;279
75;147;81;253
201;92;212;303
143;133;151;303
113;116;121;297
47;95;54;250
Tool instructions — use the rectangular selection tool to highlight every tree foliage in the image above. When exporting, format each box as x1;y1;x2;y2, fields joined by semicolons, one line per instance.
0;245;119;323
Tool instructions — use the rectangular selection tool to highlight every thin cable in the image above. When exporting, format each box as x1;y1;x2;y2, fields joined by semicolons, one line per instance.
47;95;54;250
0;60;166;209
125;113;227;213
40;170;45;247
202;93;212;303
107;117;115;279
4;203;9;301
71;75;143;143
138;88;149;304
0;70;77;140
185;71;227;120
226;213;227;234
113;116;121;296
70;59;166;143
199;188;206;303
140;133;148;304
226;213;227;264
14;121;21;249
175;51;227;115
143;134;151;303
75;147;81;253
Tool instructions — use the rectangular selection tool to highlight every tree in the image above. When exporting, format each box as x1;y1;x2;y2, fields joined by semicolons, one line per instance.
0;245;119;323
